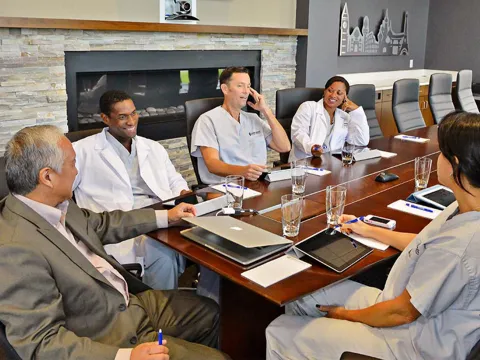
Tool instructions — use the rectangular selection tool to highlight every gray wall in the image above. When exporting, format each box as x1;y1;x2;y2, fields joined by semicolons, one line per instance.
299;0;430;87
425;0;480;82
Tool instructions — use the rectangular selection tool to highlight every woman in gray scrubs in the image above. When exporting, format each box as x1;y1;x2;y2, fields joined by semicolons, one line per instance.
266;111;480;360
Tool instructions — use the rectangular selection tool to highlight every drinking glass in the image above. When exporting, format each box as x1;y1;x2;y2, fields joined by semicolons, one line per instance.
414;157;432;191
281;194;303;237
326;185;347;226
342;143;355;166
291;159;307;195
225;175;245;209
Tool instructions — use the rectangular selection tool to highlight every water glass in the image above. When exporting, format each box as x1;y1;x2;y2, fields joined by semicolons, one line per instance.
342;143;355;166
291;159;307;195
326;185;347;226
281;194;303;237
225;175;245;209
414;157;432;191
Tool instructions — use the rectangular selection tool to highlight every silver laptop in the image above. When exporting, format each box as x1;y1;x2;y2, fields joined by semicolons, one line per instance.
181;216;293;266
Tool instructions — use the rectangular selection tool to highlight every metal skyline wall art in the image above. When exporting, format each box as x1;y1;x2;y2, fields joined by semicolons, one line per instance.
339;3;409;56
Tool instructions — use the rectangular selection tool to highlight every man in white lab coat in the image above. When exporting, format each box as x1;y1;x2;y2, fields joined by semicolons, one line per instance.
73;90;190;290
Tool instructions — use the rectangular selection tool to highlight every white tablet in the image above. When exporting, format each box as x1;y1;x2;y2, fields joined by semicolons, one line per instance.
414;184;456;210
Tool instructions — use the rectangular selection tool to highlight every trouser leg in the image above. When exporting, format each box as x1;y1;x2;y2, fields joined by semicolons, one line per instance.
142;236;186;290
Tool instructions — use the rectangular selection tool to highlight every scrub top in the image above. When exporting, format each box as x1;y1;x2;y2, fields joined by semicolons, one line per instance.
378;202;480;360
191;106;273;184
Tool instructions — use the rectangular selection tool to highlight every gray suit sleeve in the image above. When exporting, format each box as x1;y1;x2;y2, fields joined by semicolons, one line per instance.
0;244;119;360
78;204;159;246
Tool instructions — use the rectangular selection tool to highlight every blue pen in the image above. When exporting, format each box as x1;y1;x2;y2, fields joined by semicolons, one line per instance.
406;203;433;213
222;184;247;190
158;329;163;345
335;216;365;229
401;135;420;139
313;145;328;151
305;166;325;172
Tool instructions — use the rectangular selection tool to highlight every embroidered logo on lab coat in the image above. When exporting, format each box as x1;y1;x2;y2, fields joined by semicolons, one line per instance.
249;130;261;136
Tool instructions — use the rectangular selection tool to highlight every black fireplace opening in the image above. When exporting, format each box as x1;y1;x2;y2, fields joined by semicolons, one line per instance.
65;50;261;141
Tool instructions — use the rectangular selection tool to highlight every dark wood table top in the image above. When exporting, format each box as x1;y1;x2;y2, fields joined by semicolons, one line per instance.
148;126;442;306
243;126;440;214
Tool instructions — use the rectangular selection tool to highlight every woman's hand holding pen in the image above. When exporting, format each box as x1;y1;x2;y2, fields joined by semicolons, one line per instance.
338;214;375;238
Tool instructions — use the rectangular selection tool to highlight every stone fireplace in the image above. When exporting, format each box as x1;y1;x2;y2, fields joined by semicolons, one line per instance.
0;26;298;184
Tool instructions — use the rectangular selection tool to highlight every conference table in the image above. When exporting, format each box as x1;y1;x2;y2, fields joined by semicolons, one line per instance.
148;126;441;360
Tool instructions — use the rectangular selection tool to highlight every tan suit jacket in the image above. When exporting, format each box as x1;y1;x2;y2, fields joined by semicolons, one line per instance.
0;194;160;360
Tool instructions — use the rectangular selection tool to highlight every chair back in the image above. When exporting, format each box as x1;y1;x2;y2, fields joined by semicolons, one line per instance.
0;156;8;200
348;84;382;139
275;88;324;163
185;97;224;185
0;322;22;360
392;79;426;132
428;73;455;124
456;69;480;113
65;128;103;143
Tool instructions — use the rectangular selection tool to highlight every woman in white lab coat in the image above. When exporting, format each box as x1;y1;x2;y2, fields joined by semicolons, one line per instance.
288;76;370;162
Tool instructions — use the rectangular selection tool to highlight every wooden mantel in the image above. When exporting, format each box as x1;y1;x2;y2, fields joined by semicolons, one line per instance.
0;16;308;36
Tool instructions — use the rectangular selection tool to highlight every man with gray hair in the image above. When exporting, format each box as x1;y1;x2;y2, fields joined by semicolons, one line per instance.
0;125;230;360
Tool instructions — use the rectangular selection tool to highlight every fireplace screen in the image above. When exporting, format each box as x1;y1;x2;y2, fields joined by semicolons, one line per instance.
76;68;222;126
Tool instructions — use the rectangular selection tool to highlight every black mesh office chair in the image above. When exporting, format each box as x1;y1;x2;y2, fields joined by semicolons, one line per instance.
275;88;324;163
428;73;455;124
0;156;8;200
65;128;103;143
456;69;480;113
185;97;224;185
392;79;426;132
0;322;22;360
348;84;383;139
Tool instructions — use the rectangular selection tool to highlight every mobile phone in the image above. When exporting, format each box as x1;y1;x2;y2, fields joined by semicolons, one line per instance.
247;94;256;105
258;171;270;181
363;215;396;230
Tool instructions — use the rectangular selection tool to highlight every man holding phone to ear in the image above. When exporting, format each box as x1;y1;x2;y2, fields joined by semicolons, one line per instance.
289;76;370;162
190;67;291;184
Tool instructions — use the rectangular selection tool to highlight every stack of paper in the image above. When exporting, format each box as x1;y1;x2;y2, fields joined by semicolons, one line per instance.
241;255;311;287
378;150;397;158
347;233;389;251
387;200;441;220
305;167;331;177
394;135;430;143
211;183;262;200
265;169;291;182
353;149;382;161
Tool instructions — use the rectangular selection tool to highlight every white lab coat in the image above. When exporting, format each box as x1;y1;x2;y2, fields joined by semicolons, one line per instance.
72;128;188;264
288;99;370;162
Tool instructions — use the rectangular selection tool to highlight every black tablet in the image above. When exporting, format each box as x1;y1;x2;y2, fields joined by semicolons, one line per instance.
295;229;373;273
414;185;456;210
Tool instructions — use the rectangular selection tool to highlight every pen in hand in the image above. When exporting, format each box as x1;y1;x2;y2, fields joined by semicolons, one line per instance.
158;329;162;345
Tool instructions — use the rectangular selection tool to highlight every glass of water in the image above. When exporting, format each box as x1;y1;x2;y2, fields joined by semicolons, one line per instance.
342;143;355;166
326;185;347;226
281;194;303;237
291;159;307;195
225;175;245;209
414;157;432;191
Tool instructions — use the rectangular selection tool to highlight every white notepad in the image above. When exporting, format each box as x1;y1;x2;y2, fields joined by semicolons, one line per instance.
353;149;382;161
211;183;262;200
378;150;397;158
265;169;291;182
305;167;331;177
394;135;430;143
387;200;441;220
347;233;389;251
241;255;311;288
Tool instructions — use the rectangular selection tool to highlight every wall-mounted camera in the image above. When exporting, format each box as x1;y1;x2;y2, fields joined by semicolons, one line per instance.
160;0;199;23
